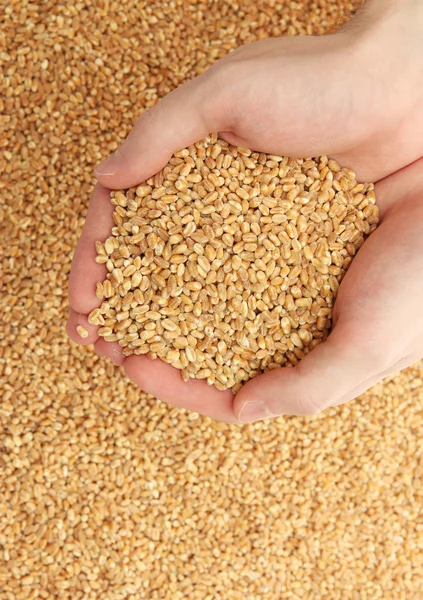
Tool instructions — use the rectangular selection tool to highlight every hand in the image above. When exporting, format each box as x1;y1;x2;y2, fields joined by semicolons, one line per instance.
67;1;423;423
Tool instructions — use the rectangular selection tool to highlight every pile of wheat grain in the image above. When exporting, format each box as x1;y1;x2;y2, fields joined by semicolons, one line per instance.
90;136;378;391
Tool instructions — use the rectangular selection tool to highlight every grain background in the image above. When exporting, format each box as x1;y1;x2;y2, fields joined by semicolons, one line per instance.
1;1;422;599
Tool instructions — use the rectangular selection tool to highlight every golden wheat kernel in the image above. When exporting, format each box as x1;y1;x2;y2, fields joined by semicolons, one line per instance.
76;325;89;339
105;237;115;255
95;282;104;300
87;308;104;326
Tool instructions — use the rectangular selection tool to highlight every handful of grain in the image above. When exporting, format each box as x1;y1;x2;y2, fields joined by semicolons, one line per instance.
89;134;379;393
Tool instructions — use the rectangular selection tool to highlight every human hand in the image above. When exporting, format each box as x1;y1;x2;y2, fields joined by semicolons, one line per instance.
67;1;423;423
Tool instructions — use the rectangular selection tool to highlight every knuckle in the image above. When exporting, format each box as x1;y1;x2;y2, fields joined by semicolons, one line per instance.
362;343;392;374
339;322;392;373
135;105;157;136
365;348;388;372
289;365;324;416
294;392;324;416
203;60;239;110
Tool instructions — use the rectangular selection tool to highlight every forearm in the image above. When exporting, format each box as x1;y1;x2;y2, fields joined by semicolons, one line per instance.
350;0;423;31
341;0;423;86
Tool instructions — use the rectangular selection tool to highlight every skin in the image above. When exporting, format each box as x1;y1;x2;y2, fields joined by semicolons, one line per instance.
67;0;423;424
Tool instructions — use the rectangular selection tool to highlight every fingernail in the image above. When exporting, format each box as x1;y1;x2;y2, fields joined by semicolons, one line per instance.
94;150;120;177
237;400;273;424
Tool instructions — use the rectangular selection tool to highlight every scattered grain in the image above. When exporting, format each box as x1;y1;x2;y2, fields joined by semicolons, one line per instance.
76;325;89;339
4;1;423;600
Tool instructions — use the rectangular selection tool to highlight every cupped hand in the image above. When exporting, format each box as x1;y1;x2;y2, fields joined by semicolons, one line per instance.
68;9;423;424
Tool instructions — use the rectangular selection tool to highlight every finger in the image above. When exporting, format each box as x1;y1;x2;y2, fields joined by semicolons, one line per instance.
124;356;237;423
66;308;99;346
68;183;113;314
233;322;384;424
234;341;414;424
94;337;126;367
328;353;419;409
94;75;225;189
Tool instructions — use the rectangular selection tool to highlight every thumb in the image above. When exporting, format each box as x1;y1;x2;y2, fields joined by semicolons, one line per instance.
94;75;224;189
233;321;386;423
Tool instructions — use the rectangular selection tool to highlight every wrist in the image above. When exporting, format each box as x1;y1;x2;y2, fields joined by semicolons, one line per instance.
340;0;423;101
348;0;423;39
352;0;423;28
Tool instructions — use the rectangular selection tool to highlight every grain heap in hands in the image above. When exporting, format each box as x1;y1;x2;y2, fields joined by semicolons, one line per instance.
90;134;379;392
